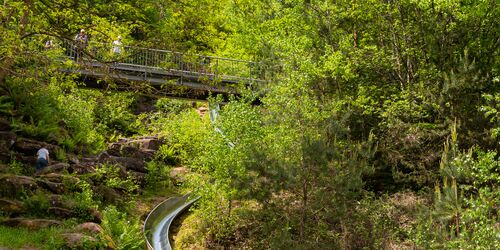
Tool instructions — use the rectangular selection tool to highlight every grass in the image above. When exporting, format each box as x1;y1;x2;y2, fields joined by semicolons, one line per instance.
0;225;66;249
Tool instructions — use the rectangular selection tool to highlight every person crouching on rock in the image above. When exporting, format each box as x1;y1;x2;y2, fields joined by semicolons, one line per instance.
35;147;50;173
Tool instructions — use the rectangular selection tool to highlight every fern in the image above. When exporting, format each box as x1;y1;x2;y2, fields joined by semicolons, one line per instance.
0;95;14;115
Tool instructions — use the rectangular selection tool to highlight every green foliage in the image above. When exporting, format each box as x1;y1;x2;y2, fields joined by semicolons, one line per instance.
68;180;99;221
22;190;51;217
155;98;193;115
481;90;500;139
0;95;14;116
7;160;24;175
95;163;139;194
145;160;172;190
53;147;67;162
94;92;137;137
146;108;210;165
0;225;66;249
414;124;499;249
100;205;145;250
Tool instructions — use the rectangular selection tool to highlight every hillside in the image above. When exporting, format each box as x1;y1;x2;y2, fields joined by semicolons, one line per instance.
0;0;499;249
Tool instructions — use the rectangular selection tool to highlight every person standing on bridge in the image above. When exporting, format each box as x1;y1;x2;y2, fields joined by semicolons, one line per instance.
74;29;88;60
112;35;123;55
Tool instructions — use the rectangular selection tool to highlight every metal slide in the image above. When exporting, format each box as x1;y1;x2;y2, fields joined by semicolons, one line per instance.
143;194;199;250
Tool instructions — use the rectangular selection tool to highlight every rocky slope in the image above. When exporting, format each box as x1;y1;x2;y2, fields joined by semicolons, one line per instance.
0;118;168;248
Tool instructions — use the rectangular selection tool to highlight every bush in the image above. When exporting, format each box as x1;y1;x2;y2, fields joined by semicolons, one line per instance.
100;205;145;250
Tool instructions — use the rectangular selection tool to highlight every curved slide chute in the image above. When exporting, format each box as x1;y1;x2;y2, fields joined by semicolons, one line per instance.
144;194;199;250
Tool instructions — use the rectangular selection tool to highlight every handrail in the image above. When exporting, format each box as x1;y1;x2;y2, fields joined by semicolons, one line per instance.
43;37;262;83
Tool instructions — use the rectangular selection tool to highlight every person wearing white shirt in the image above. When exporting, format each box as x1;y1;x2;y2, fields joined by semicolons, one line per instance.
112;36;123;55
36;147;50;172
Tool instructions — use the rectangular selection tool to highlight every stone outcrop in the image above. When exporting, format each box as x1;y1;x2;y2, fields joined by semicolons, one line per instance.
0;198;24;214
48;207;74;218
0;218;61;230
13;138;58;156
0;118;11;131
107;136;162;160
0;131;15;162
37;163;70;175
0;175;38;197
61;233;98;249
74;222;104;234
36;179;65;194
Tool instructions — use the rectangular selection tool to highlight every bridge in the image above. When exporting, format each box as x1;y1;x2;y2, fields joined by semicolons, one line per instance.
49;38;269;100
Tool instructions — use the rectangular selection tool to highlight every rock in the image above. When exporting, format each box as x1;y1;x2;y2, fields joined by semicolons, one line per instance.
0;150;10;163
0;131;16;162
61;233;98;249
36;179;64;194
0;163;8;173
87;207;102;223
69;163;96;174
119;145;155;160
37;163;70;175
0;131;16;148
94;185;122;203
0;198;24;214
12;138;44;155
0;118;10;131
38;173;79;186
97;151;111;162
103;156;146;173
0;218;61;229
128;138;162;150
128;170;146;186
74;222;103;234
48;207;73;218
67;154;80;164
13;138;58;156
0;175;38;198
107;137;163;158
170;166;189;185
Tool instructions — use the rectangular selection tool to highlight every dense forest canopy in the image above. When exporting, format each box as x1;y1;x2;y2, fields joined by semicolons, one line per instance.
0;0;498;249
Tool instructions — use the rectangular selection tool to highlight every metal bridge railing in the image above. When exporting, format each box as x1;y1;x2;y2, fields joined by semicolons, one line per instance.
51;38;259;83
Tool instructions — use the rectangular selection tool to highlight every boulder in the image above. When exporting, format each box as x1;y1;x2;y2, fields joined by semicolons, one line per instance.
38;173;79;186
0;131;16;162
0;118;10;131
69;163;96;174
61;233;98;249
94;185;122;203
128;170;146;186
103;156;146;173
0;163;8;173
119;145;155;160
37;163;70;175
13;138;58;156
0;131;16;148
74;222;103;234
0;218;61;230
108;137;162;158
0;150;10;163
36;179;64;194
48;194;78;209
87;207;102;223
67;154;80;164
0;198;25;214
127;138;162;150
0;175;38;197
48;207;73;218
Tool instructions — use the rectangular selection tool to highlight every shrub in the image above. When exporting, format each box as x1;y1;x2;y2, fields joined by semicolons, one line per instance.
100;205;145;250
